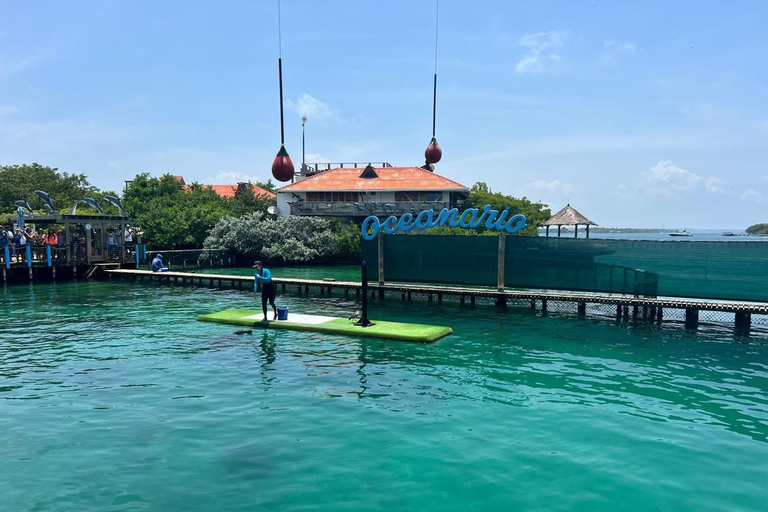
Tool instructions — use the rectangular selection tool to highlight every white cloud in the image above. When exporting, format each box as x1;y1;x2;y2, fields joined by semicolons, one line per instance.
616;183;627;191
515;31;566;74
107;161;121;170
286;93;340;121
640;160;729;197
741;189;765;203
202;170;266;185
304;152;330;163
642;160;701;193
704;177;727;194
525;179;574;196
601;40;636;63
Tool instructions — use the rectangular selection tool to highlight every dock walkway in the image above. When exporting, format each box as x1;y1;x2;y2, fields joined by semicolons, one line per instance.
104;269;768;333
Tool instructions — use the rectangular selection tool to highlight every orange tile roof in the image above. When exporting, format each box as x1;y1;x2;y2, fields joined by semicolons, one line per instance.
207;184;276;199
278;166;468;192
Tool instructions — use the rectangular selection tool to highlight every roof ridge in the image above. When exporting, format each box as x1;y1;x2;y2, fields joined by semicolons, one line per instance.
278;166;468;191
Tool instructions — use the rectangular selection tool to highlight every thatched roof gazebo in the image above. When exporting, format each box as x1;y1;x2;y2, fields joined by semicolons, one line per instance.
540;204;597;238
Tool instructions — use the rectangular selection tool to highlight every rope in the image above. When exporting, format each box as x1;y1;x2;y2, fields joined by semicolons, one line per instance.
278;0;282;59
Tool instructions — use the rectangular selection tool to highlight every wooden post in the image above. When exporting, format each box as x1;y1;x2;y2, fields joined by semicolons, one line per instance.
86;227;92;264
541;299;547;312
578;302;586;317
64;221;71;265
685;308;699;329
586;225;590;239
557;225;561;237
120;222;126;263
100;223;106;260
377;233;385;285
735;312;751;333
574;223;578;239
545;225;550;237
497;232;506;291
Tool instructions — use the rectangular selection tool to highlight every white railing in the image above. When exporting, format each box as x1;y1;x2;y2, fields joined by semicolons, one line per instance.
289;201;447;217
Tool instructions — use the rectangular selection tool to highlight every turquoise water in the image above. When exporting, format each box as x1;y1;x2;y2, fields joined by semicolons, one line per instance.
2;280;768;512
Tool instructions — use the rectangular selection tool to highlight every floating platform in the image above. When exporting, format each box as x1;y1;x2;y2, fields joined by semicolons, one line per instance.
196;309;453;343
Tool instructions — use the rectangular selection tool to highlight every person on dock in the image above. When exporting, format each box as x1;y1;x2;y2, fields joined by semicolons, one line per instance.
106;229;116;259
151;253;167;272
253;260;277;321
0;227;8;265
44;229;58;246
13;228;26;263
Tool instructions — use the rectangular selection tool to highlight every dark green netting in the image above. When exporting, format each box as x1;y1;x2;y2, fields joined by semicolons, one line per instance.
363;235;498;286
362;235;768;302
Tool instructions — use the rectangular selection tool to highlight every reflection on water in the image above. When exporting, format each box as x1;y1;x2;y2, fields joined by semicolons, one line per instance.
1;280;768;512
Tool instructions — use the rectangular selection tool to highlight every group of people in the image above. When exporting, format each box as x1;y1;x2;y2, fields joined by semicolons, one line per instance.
0;224;137;264
0;226;61;263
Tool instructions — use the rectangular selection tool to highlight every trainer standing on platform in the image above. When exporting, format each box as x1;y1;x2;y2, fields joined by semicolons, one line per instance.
253;260;277;321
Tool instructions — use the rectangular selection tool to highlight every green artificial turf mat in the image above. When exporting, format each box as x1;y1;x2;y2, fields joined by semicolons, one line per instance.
196;309;452;343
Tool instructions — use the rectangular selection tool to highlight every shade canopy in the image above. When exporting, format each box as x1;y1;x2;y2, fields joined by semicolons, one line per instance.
540;204;597;227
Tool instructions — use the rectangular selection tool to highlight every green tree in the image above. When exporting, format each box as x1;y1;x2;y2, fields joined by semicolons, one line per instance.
0;163;117;216
463;182;550;236
255;179;277;194
122;174;229;249
746;223;768;235
225;183;276;218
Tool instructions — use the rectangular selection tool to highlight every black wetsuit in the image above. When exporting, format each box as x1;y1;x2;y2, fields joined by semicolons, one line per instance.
255;269;277;318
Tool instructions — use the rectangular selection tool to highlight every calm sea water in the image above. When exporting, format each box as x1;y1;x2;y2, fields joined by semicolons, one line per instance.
2;279;767;512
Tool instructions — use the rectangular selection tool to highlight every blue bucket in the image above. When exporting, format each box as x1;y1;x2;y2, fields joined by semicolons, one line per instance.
277;306;289;321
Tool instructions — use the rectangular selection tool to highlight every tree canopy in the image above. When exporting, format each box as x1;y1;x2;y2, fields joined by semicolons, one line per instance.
0;163;118;217
122;173;276;249
464;182;551;236
746;223;768;235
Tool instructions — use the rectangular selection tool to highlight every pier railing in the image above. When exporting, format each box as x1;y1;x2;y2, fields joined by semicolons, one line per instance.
289;201;447;217
143;248;233;270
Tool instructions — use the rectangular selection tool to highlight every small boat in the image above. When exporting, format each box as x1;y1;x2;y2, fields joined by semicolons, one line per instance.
722;232;736;237
669;230;692;237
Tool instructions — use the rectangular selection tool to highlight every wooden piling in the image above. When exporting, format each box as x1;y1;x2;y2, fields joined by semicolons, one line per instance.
735;311;751;332
685;308;699;329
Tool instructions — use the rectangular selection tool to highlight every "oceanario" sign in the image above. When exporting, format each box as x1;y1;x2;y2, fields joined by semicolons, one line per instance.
361;204;527;240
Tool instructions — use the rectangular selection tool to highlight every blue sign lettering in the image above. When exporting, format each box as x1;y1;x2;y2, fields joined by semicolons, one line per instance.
361;204;527;240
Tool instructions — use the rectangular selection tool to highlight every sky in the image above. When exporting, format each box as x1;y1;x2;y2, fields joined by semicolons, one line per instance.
1;0;767;229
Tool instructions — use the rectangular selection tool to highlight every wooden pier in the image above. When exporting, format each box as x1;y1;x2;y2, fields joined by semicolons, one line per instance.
103;268;768;334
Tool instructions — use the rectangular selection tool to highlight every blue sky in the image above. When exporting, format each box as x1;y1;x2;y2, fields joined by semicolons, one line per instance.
1;0;767;228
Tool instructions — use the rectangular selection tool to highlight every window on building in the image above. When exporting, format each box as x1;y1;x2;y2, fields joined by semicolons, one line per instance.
305;192;359;202
395;191;443;202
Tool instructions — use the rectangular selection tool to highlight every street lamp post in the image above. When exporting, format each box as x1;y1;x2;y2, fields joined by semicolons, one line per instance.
301;114;307;170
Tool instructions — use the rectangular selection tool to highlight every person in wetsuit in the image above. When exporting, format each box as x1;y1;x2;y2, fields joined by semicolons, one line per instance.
253;260;277;321
151;253;166;272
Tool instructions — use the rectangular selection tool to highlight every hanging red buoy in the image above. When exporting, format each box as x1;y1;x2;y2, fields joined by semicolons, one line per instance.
425;137;442;164
272;144;295;182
